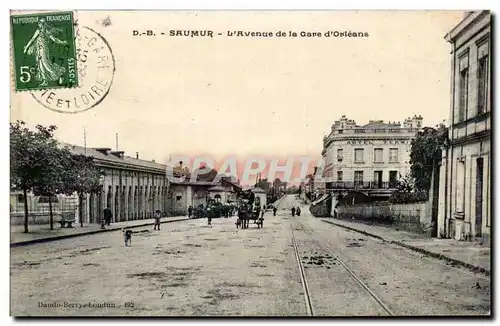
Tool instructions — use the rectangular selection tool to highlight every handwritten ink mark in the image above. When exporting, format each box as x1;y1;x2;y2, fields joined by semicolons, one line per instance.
102;16;112;27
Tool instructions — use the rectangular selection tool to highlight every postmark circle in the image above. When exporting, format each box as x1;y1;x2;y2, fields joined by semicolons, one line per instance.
31;26;115;114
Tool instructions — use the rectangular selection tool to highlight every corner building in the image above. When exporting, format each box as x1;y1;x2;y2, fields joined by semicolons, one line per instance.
321;115;421;198
438;11;491;242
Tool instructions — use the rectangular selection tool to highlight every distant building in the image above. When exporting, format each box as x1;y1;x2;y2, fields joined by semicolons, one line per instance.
168;165;241;214
438;11;491;242
252;187;267;207
321;115;422;199
299;173;315;201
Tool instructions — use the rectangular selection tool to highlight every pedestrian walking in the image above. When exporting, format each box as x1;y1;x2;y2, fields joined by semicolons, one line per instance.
273;207;277;216
207;207;213;227
123;229;132;247
291;207;296;217
154;210;161;230
103;207;112;226
188;205;193;218
296;207;301;216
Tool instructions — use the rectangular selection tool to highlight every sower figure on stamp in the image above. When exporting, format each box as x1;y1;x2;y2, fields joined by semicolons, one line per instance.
23;18;68;87
103;206;112;226
154;210;161;231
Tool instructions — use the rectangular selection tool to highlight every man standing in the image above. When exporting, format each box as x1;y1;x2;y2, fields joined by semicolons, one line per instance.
154;210;161;231
273;207;277;216
291;207;296;217
103;206;112;226
188;205;193;218
207;207;213;227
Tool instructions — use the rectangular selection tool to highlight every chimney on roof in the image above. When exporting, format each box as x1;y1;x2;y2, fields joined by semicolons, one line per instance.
95;148;112;155
152;159;155;163
136;152;139;159
110;151;125;159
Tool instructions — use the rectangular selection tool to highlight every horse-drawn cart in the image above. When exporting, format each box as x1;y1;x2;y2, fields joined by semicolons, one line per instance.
235;190;264;229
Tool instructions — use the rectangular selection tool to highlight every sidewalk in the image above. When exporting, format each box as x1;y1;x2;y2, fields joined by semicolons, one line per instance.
10;216;189;247
321;218;491;276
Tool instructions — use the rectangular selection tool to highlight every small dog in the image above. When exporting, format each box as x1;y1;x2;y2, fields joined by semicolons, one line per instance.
123;229;133;247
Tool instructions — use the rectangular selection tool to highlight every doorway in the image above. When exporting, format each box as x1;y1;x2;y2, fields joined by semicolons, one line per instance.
475;158;484;237
373;171;383;188
389;171;398;188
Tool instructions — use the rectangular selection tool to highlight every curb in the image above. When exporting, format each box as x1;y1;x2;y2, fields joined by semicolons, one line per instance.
10;218;190;248
321;219;491;277
322;219;386;242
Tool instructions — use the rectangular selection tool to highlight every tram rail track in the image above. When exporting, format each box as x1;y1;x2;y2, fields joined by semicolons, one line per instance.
291;226;315;316
290;221;394;316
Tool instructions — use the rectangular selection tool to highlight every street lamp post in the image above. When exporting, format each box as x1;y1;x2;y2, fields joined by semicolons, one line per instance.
99;175;106;229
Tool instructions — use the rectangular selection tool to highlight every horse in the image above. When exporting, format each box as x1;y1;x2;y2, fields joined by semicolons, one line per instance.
237;204;251;229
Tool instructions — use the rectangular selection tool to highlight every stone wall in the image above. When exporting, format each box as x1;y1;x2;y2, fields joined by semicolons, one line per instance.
10;211;76;225
337;201;432;234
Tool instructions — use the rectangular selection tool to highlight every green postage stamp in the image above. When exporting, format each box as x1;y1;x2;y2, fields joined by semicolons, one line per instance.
11;11;78;91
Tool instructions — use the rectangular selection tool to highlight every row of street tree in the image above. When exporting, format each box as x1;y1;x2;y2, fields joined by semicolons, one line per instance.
10;121;103;233
389;123;449;203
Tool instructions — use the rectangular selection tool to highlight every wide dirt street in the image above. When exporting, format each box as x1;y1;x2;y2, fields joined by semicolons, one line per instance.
11;195;490;316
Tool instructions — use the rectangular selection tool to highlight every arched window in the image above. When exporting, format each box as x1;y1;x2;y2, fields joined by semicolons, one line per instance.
134;186;138;220
139;186;144;219
114;186;119;222
107;186;112;209
128;186;133;221
121;186;126;221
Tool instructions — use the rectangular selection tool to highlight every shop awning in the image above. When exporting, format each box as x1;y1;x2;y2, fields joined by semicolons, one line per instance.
311;193;330;206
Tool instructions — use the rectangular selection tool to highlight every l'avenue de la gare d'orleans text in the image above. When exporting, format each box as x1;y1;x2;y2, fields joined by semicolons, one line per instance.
132;30;370;38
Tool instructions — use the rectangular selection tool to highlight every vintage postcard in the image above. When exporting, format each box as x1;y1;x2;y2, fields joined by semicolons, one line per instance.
9;10;491;317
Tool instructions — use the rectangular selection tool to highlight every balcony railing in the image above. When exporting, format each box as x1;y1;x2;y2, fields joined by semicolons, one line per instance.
325;181;398;190
323;127;420;143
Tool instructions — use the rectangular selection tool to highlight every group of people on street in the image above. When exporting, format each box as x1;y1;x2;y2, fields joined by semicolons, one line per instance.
101;207;163;247
291;206;301;217
102;201;287;246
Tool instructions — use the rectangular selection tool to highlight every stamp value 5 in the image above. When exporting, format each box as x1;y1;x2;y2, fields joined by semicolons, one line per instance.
11;11;78;91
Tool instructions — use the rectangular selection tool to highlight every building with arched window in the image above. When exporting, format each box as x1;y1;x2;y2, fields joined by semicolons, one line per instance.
10;143;171;225
62;144;170;224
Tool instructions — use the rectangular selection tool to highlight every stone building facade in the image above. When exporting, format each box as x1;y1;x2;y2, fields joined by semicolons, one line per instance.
167;165;241;215
320;115;421;197
10;143;171;225
63;144;170;224
438;11;491;242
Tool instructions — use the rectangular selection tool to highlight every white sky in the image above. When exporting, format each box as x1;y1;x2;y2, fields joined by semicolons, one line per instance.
11;10;465;166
